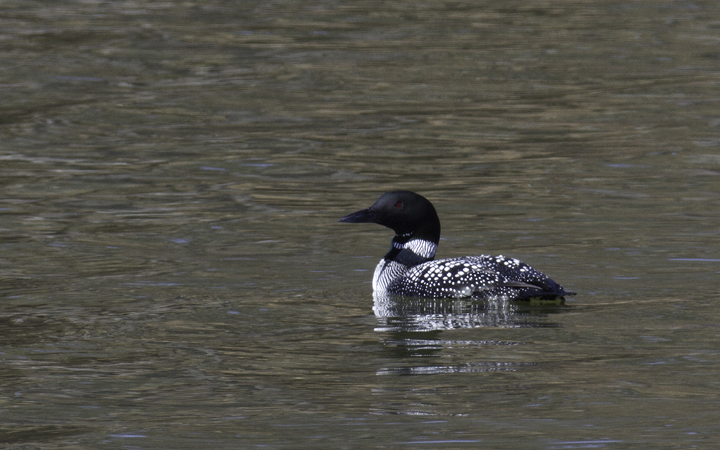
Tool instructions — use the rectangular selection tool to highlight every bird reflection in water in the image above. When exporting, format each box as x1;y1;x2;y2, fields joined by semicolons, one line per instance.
372;292;569;374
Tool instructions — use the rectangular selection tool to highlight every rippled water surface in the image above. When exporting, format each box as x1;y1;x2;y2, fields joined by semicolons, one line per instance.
2;0;720;448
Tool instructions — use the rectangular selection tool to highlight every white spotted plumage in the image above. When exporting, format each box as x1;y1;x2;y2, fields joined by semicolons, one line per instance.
380;255;556;299
373;241;563;300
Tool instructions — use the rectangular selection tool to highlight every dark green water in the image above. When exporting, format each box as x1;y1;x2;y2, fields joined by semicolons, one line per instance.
2;0;720;448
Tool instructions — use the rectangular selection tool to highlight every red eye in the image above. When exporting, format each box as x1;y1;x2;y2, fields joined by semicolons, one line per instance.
394;201;403;208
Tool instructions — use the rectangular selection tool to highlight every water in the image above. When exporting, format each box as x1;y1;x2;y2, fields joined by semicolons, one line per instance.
2;0;720;448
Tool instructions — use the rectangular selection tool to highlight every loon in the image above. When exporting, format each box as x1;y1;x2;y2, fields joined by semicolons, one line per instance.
339;191;574;301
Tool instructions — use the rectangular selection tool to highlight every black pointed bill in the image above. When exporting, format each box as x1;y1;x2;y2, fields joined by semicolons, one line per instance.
338;207;375;223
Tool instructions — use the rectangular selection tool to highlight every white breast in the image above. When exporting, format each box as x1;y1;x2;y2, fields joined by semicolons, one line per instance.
372;258;408;292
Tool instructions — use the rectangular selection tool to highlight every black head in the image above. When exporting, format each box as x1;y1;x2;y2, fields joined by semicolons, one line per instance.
338;191;441;243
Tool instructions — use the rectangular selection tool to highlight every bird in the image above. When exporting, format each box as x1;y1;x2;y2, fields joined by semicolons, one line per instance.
338;190;574;301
